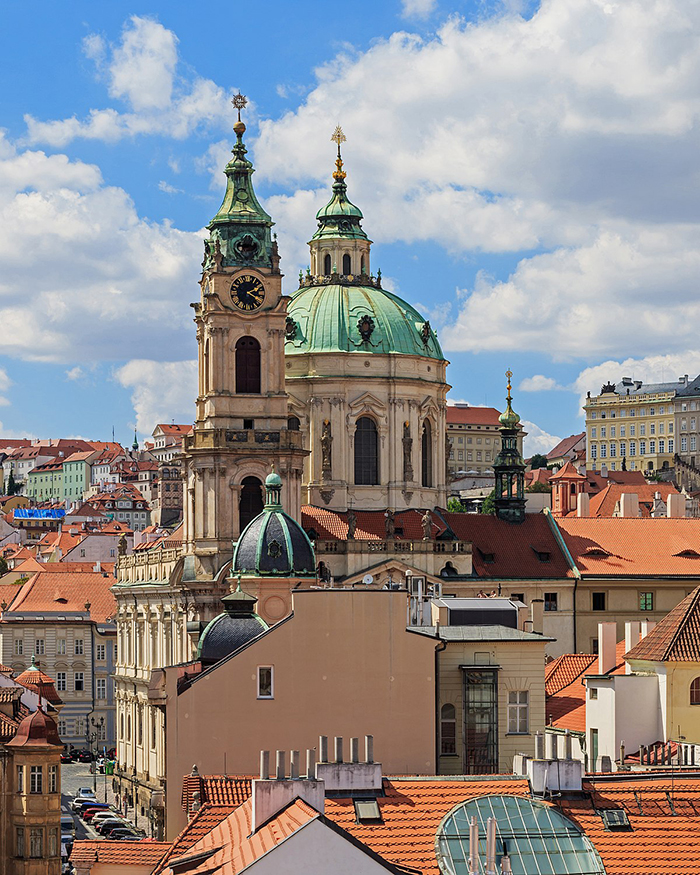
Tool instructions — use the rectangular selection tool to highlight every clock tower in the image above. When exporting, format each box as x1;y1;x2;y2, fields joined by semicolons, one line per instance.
183;95;307;578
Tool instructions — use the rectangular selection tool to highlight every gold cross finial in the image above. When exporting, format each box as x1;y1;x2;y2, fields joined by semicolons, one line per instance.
231;93;247;122
331;125;347;182
506;369;513;400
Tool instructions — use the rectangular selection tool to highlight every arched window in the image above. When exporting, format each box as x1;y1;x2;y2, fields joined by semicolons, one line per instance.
287;416;300;431
441;703;456;755
324;253;331;274
342;253;351;274
235;336;261;394
203;339;210;394
421;419;433;488
440;561;458;578
360;256;366;274
239;476;263;532
354;417;379;485
691;677;700;705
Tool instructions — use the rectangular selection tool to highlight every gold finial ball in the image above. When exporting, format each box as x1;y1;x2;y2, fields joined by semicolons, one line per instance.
233;120;246;135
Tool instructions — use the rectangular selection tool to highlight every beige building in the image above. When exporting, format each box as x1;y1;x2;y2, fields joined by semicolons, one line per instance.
446;404;524;477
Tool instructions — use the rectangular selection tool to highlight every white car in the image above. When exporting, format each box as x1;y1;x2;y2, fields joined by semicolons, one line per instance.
70;794;97;812
91;810;122;826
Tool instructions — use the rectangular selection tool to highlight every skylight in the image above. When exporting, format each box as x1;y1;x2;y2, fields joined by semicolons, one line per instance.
600;809;631;830
436;794;606;875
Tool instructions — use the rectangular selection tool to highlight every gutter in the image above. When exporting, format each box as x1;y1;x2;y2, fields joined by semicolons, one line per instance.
544;509;581;652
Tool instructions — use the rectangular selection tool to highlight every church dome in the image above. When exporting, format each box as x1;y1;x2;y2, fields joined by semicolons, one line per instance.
7;706;62;748
196;584;268;665
286;283;444;360
232;470;316;577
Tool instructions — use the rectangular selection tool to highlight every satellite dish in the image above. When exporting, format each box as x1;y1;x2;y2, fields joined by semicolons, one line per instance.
363;574;374;585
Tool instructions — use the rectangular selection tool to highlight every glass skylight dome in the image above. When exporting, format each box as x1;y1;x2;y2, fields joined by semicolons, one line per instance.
436;795;606;875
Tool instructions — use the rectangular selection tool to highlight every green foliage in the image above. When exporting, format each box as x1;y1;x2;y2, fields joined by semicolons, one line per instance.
526;481;552;493
529;454;549;470
481;489;496;515
0;557;7;577
447;497;468;513
6;470;17;496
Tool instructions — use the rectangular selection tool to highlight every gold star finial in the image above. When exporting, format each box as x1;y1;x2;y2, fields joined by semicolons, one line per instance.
506;369;513;401
231;93;247;121
331;125;347;182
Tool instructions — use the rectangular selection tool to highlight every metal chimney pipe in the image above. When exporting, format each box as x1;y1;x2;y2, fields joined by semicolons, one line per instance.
501;852;512;874
306;748;316;779
319;736;328;763
350;737;360;763
640;744;646;765
563;729;573;761
334;736;344;764
485;817;497;875
275;750;286;780
259;750;270;780
534;731;545;759
546;732;558;760
290;750;299;780
619;741;625;765
468;816;479;875
365;735;374;764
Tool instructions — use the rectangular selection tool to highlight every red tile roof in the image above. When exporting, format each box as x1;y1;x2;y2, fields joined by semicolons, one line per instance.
156;424;192;436
547;433;585;460
525;467;553;485
626;587;700;662
549;461;586;481
163;805;239;866
545;653;597;696
3;570;117;623
553;517;700;577
446;405;502;426
588;482;680;518
70;841;172;867
301;507;446;542
15;661;62;705
181;775;253;813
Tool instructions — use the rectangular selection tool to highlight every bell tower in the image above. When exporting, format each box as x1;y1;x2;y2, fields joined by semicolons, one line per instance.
183;95;307;578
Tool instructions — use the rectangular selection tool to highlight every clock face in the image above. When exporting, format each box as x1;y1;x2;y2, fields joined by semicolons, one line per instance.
230;274;265;311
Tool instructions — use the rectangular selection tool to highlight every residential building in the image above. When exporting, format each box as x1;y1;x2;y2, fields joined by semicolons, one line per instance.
26;461;64;503
88;485;151;531
62;451;99;507
446;403;525;476
150;425;191;465
546;432;585;468
0;570;117;750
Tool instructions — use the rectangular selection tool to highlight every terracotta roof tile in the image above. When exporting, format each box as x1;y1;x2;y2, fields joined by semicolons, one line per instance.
626;587;700;662
301;507;446;542
3;570;116;623
70;840;171;867
545;653;597;696
446;406;502;426
546;433;586;460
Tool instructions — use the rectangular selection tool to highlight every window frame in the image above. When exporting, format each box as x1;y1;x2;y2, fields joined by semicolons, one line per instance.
440;702;457;755
543;592;558;612
257;665;274;699
639;591;654;612
592;592;606;612
74;671;84;692
29;766;42;795
690;677;700;706
507;690;530;735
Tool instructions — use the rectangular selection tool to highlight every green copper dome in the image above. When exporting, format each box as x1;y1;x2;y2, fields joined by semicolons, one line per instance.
285;283;444;360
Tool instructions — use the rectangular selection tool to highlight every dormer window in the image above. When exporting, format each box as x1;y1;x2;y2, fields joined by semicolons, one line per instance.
477;548;495;563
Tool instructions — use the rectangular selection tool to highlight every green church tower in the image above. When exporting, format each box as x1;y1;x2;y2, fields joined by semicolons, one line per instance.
494;370;526;524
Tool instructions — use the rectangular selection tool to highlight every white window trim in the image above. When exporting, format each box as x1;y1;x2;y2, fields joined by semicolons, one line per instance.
257;665;274;699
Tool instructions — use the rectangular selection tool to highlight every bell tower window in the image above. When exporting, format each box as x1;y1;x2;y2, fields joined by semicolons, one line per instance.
324;254;332;274
239;476;264;531
354;417;379;485
422;419;433;487
287;416;300;431
342;254;351;274
235;336;261;394
360;256;366;274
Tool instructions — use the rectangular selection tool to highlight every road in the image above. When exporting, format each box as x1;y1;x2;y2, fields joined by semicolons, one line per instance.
61;762;114;841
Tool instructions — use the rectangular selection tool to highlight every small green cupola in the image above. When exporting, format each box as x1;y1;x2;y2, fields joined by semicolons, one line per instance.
312;127;368;244
494;370;526;524
204;94;275;272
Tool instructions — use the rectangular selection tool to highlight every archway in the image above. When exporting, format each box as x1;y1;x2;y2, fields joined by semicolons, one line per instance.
239;476;263;532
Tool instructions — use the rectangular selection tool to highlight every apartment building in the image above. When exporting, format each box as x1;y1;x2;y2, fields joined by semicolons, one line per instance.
446;404;524;476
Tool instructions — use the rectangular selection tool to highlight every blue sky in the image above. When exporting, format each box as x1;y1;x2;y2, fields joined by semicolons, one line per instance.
1;0;699;453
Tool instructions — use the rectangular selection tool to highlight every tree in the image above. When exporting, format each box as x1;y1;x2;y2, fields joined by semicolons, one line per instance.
529;454;549;470
6;470;17;496
447;497;468;513
0;557;7;577
481;489;496;515
526;481;551;493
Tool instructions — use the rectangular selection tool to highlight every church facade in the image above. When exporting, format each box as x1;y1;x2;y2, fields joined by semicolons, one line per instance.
112;107;470;837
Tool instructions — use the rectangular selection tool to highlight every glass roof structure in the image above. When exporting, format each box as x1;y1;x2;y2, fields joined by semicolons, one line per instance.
436;795;607;875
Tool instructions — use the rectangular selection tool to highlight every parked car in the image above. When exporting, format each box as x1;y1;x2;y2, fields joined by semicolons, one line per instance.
60;815;75;836
96;819;128;835
107;829;139;840
90;812;121;829
78;801;109;817
82;806;112;821
60;752;73;764
77;750;94;763
70;795;96;812
77;787;96;798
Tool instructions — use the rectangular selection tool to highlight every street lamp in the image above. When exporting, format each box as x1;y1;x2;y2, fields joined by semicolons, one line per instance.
85;716;104;794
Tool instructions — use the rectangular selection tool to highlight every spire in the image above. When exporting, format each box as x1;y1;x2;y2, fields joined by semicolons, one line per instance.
132;428;138;451
312;126;368;242
499;369;521;429
494;369;526;524
204;93;275;271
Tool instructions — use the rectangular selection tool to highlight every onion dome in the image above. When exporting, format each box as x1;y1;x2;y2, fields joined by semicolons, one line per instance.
196;580;268;666
232;469;316;577
7;705;62;748
287;284;444;360
15;655;63;707
312;130;367;242
499;369;521;429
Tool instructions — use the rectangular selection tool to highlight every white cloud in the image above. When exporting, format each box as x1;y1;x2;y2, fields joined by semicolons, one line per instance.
65;367;85;381
0;132;203;363
401;0;437;19
521;420;561;458
115;359;196;434
252;0;700;358
0;369;11;393
519;375;565;392
25;16;233;146
158;180;182;194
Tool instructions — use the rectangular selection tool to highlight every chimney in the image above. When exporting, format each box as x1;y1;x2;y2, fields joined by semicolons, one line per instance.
485;817;497;875
252;749;324;832
577;492;590;518
530;598;544;635
640;619;656;639
667;492;685;518
600;464;608;478
619;493;639;518
624;621;641;673
468;816;479;875
315;735;382;793
598;622;617;674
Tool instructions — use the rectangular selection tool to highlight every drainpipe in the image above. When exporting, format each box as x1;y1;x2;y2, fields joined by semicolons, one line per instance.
435;636;447;773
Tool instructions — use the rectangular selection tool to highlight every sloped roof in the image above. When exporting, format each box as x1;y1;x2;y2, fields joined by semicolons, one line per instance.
547;433;586;460
545;653;597;696
549;461;586;482
302;507;447;542
447;405;502;426
70;841;172;867
553;518;700;577
3;571;117;623
588;482;679;519
626;587;700;662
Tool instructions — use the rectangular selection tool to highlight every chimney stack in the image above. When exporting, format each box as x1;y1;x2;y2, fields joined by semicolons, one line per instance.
667;492;685;518
619;493;639;518
275;750;286;781
334;736;343;763
319;735;329;763
259;750;269;780
485;817;498;875
290;750;299;780
598;622;617;674
600;464;608;478
306;749;316;778
468;816;479;875
530;598;544;635
624;621;641;673
577;492;589;518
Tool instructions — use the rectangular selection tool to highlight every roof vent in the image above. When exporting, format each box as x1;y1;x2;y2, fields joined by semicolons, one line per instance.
600;809;631;830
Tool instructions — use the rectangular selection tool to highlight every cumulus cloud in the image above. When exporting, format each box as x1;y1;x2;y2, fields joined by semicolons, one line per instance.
521;419;561;458
158;180;182;194
0;132;203;363
519;375;565;392
25;16;233;146
115;359;197;434
65;367;85;381
401;0;437;19
252;0;700;358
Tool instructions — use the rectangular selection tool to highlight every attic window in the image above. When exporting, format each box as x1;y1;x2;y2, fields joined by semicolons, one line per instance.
354;799;382;822
531;547;550;562
674;550;700;558
584;547;611;558
477;548;495;564
600;809;631;831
